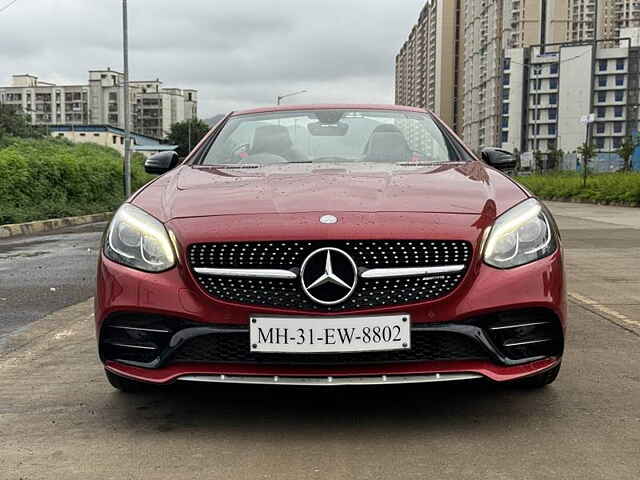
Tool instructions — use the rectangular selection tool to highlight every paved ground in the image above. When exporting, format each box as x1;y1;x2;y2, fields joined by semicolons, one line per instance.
0;202;638;479
0;222;105;341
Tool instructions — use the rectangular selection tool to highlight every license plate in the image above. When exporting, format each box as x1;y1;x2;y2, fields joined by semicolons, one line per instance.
249;314;411;354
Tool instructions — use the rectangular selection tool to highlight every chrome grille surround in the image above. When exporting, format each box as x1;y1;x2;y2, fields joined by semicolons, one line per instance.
188;240;472;312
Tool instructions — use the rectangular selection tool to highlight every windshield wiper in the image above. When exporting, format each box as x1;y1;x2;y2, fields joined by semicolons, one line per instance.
206;164;261;169
395;161;453;166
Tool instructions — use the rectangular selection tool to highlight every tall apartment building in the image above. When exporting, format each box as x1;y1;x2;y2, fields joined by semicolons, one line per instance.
0;68;198;139
501;40;640;158
395;0;464;130
396;0;640;152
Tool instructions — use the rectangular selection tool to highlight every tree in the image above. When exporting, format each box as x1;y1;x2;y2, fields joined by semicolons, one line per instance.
167;119;210;157
615;135;638;172
577;142;597;188
0;104;46;140
547;148;564;171
513;147;520;173
534;150;544;173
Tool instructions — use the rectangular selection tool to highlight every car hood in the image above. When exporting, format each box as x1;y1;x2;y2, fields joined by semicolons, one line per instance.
132;162;528;222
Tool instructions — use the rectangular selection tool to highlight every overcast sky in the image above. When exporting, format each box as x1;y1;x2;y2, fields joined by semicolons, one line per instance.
0;0;425;118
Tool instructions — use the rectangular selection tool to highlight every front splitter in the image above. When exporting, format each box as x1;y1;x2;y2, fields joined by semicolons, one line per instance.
105;357;560;385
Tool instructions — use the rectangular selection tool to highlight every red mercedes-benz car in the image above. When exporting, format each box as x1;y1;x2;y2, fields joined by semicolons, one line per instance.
95;105;565;392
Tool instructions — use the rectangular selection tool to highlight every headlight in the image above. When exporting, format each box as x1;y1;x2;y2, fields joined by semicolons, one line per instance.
484;198;557;269
104;203;176;272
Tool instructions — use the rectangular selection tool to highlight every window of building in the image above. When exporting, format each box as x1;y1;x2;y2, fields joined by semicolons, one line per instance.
596;137;605;149
120;137;124;145
502;103;509;115
503;58;511;70
616;75;625;86
93;133;100;137
615;106;624;117
502;117;509;128
501;131;508;143
57;133;64;137
615;90;624;102
596;123;605;134
613;137;622;148
598;91;607;103
503;74;510;86
549;109;557;120
549;94;557;105
599;60;607;71
550;78;558;89
79;133;86;137
614;122;624;133
535;124;541;135
616;59;625;71
597;107;606;118
550;63;559;74
548;124;556;135
598;76;607;87
112;136;117;144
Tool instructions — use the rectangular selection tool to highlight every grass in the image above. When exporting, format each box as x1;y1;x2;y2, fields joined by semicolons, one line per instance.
0;137;154;224
515;171;640;205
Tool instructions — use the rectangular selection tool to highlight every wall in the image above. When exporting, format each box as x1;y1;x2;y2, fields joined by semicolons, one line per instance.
557;45;594;153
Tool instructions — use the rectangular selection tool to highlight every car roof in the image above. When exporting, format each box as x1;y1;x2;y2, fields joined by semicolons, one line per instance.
232;104;430;116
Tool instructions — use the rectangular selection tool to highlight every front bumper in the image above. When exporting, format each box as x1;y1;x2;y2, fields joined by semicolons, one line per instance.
96;242;566;386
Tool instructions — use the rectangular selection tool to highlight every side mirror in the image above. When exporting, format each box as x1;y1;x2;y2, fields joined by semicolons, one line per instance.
144;151;179;175
481;148;517;171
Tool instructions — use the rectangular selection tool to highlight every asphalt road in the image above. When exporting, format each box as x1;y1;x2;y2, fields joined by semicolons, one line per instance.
0;203;639;479
0;222;105;341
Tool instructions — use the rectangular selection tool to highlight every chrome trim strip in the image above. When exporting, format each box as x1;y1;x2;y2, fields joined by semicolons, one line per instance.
109;342;157;350
504;338;553;348
489;321;550;331
177;372;483;386
360;264;465;279
108;326;171;334
194;267;297;279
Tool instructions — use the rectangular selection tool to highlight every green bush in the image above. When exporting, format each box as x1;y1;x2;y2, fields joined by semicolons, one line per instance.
516;171;640;205
0;137;154;224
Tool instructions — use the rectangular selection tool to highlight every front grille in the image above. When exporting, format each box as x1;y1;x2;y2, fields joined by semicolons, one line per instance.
169;330;489;366
188;240;472;312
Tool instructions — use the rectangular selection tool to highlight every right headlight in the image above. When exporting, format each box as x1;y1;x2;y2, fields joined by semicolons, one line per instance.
104;203;176;273
484;198;558;269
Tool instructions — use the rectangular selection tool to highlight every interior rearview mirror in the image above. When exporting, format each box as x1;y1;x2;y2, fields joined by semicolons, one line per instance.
144;151;180;175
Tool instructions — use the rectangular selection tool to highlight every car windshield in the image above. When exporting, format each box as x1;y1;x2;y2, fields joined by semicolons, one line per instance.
201;109;461;166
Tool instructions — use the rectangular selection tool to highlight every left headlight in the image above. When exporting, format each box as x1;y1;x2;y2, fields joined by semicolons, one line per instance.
484;198;557;269
104;203;176;272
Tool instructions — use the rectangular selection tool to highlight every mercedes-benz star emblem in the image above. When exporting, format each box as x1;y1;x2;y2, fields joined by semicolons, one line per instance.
300;247;358;305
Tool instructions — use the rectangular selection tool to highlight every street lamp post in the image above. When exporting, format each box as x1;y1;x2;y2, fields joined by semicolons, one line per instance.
276;90;308;105
122;0;132;198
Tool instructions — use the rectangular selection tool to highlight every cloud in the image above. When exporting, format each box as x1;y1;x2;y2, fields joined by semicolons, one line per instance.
0;0;425;116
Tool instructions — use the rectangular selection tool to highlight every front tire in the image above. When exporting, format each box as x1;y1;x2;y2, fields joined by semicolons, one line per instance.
105;370;151;393
511;363;561;389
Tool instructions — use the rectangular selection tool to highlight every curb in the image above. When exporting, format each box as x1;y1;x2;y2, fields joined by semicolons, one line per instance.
0;212;112;239
540;197;639;208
